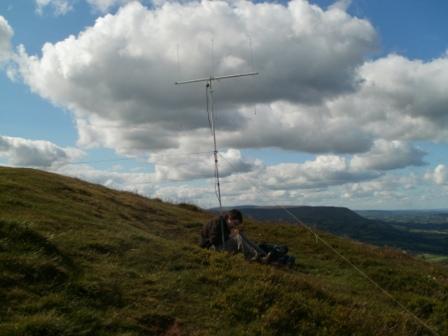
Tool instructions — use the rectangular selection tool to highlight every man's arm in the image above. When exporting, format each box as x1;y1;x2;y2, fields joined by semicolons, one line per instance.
209;218;225;247
200;217;228;248
199;221;211;248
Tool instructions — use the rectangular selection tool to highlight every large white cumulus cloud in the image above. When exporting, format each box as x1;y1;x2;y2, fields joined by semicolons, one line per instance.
0;135;83;167
333;54;448;141
151;148;260;181
13;0;448;204
221;154;381;193
17;0;377;156
351;139;426;171
257;155;380;190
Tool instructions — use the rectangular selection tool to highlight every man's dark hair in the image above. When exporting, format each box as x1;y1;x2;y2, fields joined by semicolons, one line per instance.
225;209;243;223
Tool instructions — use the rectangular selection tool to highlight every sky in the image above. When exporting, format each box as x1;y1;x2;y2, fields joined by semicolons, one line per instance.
1;0;448;210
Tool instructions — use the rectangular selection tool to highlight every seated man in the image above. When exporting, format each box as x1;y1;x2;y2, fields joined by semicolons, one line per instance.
199;209;266;261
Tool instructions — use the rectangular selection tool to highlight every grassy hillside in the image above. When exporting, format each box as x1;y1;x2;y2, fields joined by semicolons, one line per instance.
1;167;448;336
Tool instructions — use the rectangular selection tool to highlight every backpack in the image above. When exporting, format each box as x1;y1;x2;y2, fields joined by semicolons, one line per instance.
258;243;295;267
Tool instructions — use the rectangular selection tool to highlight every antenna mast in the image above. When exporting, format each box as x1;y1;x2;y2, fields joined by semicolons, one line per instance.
175;71;258;229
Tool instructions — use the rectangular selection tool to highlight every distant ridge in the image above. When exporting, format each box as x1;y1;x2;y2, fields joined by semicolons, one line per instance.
216;205;448;255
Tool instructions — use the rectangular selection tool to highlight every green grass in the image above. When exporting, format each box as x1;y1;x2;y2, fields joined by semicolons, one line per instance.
418;254;448;264
1;167;448;335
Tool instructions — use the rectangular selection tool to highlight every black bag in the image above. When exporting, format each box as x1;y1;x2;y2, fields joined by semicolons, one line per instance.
258;243;295;267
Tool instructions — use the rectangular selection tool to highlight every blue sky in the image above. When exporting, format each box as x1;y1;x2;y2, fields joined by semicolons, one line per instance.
1;0;448;209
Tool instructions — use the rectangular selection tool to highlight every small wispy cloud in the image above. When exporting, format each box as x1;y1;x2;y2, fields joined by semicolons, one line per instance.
0;16;13;65
329;0;352;11
35;0;73;16
425;164;448;185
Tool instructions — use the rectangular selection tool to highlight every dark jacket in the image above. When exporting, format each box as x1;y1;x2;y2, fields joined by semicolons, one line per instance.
200;216;230;248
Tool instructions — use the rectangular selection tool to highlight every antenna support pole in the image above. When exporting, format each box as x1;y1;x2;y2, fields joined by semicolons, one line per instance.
175;71;258;246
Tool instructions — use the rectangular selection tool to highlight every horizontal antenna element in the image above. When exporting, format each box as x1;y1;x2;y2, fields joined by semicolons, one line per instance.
175;72;259;85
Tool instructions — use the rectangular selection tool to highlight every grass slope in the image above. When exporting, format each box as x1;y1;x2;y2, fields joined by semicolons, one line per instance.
1;167;448;336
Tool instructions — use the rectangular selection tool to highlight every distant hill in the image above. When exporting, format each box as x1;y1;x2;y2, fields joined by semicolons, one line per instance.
1;167;448;335
357;209;448;226
226;206;448;256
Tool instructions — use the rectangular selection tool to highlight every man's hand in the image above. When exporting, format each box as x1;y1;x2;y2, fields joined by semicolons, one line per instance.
231;227;240;235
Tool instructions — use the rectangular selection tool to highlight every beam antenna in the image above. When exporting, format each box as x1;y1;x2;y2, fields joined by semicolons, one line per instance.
175;71;258;244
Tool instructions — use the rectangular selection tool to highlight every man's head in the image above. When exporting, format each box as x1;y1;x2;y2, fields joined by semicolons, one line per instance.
225;209;243;229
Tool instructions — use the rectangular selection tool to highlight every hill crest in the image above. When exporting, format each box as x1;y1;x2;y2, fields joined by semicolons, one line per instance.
232;205;448;256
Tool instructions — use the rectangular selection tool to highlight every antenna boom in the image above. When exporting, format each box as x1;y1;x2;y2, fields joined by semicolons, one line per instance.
175;72;258;85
